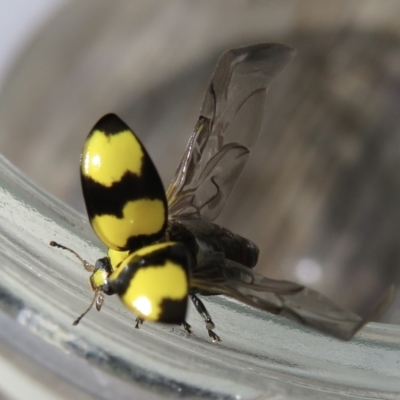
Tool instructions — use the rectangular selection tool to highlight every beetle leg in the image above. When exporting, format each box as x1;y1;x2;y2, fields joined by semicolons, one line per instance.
182;320;192;334
135;317;144;329
190;294;221;342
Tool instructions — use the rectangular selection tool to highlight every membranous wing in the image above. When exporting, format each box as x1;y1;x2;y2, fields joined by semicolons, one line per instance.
167;43;295;221
191;255;394;340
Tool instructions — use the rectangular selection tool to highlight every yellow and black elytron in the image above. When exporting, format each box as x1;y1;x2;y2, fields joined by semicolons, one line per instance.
51;43;393;341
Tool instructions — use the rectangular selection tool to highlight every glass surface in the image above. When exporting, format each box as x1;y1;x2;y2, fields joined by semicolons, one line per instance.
1;2;400;399
0;154;399;399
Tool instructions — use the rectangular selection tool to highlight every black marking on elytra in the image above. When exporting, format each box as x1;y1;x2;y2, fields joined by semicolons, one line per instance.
110;243;190;297
123;233;162;253
158;297;188;324
82;168;167;250
81;165;166;218
88;113;131;137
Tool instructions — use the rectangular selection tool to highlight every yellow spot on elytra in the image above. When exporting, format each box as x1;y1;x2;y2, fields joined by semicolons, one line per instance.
122;261;188;321
92;199;165;249
82;130;143;186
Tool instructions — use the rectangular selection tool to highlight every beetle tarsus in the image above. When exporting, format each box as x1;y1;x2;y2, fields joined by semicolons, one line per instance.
182;320;192;334
190;293;221;342
135;317;144;329
208;329;221;342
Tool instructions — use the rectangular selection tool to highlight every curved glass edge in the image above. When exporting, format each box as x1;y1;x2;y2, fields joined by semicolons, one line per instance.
0;153;399;400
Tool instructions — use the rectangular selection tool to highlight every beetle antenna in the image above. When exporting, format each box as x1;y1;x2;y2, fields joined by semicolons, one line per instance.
73;290;101;326
50;241;95;272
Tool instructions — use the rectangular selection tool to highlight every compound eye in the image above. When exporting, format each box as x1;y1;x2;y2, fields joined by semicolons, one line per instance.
94;256;112;273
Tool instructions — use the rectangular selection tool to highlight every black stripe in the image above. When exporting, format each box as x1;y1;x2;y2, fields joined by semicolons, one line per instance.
88;113;131;137
82;169;167;250
110;243;190;296
81;160;166;218
124;233;165;253
158;298;187;324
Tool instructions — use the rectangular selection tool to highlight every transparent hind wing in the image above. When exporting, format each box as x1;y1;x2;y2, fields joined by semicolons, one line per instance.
191;256;395;340
167;43;295;221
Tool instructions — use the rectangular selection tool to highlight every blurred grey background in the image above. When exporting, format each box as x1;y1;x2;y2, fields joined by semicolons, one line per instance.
1;0;400;322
